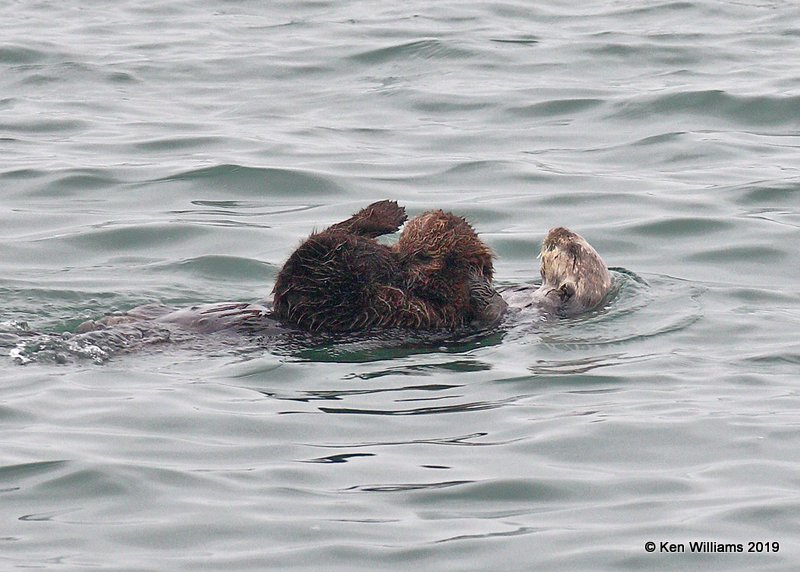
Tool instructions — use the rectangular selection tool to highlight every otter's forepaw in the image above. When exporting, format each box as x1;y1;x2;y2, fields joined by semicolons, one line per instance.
558;282;576;302
363;200;407;233
467;269;507;325
345;200;407;237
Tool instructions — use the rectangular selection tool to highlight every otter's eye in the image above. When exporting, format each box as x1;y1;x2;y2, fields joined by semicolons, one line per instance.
414;252;433;263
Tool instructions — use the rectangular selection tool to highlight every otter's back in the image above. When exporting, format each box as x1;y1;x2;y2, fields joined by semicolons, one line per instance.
272;231;399;332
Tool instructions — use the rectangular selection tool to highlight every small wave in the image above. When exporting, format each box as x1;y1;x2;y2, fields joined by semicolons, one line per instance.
265;383;464;404
526;352;662;375
587;41;699;66
133;135;227;152
610;90;800;127
303;453;376;464
31;169;121;198
309;432;503;449
155;255;274;281
403;477;578;504
435;525;538;544
604;1;696;17
0;460;70;481
63;222;208;251
730;180;800;208
0;45;49;64
507;98;604;119
154;164;345;197
687;243;787;263
318;395;519;416
342;480;472;493
627;216;734;238
0;117;90;135
489;36;540;46
349;39;475;65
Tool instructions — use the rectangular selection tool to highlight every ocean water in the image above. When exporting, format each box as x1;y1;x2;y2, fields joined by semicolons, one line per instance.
2;0;800;569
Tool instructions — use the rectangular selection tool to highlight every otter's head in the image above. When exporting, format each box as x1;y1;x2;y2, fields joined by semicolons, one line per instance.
538;227;612;315
395;210;494;302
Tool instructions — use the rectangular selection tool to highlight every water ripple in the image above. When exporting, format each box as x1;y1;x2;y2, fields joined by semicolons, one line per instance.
503;270;704;348
349;39;476;64
0;45;51;64
343;480;472;493
612;90;800;127
319;396;519;416
154;164;345;197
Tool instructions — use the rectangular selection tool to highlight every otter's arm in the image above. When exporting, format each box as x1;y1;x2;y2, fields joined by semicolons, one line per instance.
371;286;447;329
467;269;507;325
371;285;482;330
368;268;505;330
327;200;407;238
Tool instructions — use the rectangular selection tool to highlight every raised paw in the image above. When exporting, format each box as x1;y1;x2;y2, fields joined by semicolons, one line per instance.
330;200;408;238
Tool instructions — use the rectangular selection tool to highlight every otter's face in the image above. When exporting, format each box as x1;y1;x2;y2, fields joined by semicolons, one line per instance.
539;227;612;314
395;211;494;301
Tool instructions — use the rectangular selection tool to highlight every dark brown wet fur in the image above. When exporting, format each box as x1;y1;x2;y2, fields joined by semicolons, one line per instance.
272;201;504;332
395;209;498;321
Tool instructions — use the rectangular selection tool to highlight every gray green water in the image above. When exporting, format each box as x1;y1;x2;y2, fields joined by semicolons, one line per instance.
2;1;800;570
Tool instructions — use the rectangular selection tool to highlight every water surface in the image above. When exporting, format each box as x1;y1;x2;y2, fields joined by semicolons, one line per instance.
2;1;800;570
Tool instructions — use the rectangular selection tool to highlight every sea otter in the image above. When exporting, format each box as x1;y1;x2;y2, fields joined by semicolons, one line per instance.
501;227;613;316
273;200;506;331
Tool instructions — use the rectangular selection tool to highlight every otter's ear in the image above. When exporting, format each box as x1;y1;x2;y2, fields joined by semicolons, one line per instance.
559;283;575;302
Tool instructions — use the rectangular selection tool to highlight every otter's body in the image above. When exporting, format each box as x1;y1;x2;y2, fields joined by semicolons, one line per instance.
157;302;283;335
273;228;414;331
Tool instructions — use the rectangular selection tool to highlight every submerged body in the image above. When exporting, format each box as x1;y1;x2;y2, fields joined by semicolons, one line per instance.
75;301;284;336
501;227;613;317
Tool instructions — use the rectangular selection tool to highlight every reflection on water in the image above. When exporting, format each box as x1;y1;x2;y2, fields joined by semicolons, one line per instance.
317;396;520;416
263;383;464;403
527;352;661;375
342;480;473;493
308;432;503;449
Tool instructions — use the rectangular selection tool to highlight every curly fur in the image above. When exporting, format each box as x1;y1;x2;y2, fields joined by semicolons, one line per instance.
272;201;501;332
